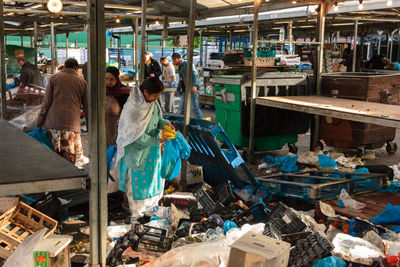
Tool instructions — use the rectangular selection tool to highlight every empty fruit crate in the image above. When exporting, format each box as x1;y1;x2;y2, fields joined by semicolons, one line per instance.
0;201;58;259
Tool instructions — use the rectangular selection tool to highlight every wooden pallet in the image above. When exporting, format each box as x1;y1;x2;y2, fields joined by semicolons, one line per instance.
325;191;400;220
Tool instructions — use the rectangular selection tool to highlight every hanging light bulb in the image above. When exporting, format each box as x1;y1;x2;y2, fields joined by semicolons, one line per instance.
116;18;120;23
238;0;242;2
334;2;339;11
387;0;393;6
155;20;160;26
358;0;364;10
47;0;63;13
292;0;297;4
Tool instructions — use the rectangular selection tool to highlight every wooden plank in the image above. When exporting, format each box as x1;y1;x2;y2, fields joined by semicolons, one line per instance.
0;120;88;185
256;96;400;129
35;235;73;257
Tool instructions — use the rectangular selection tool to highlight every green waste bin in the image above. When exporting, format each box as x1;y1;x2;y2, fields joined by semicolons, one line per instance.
212;74;308;152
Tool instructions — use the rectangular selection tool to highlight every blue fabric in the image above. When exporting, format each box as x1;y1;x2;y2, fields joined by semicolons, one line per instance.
394;62;400;70
390;225;400;233
27;126;53;150
318;154;338;169
352;167;369;178
369;203;400;225
107;146;117;181
161;132;191;180
312;256;346;267
177;60;200;92
177;92;204;119
6;82;15;89
264;155;299;172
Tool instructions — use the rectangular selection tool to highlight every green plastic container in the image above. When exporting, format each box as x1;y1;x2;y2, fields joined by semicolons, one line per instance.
213;75;298;151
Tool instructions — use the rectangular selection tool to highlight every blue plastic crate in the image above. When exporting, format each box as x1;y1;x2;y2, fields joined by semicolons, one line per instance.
164;115;257;188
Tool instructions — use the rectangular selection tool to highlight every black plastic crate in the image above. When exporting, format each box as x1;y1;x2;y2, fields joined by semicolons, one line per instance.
234;203;271;226
262;222;281;240
289;232;333;267
269;202;307;234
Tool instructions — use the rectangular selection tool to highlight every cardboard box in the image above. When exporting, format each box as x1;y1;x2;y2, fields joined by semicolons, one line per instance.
227;231;290;267
243;57;275;67
176;164;203;185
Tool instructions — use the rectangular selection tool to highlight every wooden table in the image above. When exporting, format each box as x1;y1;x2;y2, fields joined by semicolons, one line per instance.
256;96;400;129
0;120;87;195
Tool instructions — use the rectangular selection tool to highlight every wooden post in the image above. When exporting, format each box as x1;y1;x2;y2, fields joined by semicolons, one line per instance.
87;0;107;265
181;0;197;191
140;0;147;83
248;0;261;163
0;0;6;119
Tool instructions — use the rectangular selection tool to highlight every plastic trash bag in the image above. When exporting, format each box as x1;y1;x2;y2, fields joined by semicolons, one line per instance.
145;223;264;267
161;132;191;181
27;125;53;150
317;154;338;170
4;228;47;267
338;189;366;210
311;256;346;267
369;203;400;225
264;155;299;172
332;233;384;266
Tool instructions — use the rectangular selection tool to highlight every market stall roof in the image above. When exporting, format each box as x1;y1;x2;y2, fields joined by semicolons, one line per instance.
112;0;400;38
2;0;327;35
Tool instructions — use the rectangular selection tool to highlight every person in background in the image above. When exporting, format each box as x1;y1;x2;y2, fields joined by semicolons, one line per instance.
38;53;48;65
36;58;88;164
160;56;176;114
116;77;174;220
171;52;204;119
143;51;162;79
16;56;44;87
105;66;132;147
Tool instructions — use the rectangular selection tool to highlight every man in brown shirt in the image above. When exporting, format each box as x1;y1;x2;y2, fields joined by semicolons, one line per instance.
37;58;88;164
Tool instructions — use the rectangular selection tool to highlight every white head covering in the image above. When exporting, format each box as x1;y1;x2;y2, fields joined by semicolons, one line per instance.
116;87;155;165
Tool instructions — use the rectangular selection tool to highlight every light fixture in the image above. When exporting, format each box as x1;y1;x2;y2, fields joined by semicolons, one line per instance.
31;4;42;9
358;0;363;10
47;0;63;13
292;0;297;4
238;0;242;2
387;0;393;6
116;18;120;23
334;2;339;11
155;20;160;25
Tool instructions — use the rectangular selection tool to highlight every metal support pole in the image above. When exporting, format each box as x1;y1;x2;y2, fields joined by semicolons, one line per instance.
162;15;168;54
248;0;261;164
20;33;23;47
66;32;69;59
50;22;56;74
352;20;358;72
0;1;6;119
248;25;253;47
229;28;233;50
288;21;293;54
33;22;38;67
87;0;107;265
181;0;196;191
377;30;383;55
134;18;139;83
389;29;397;61
199;30;203;66
310;2;326;151
205;37;208;66
386;31;390;58
139;0;147;83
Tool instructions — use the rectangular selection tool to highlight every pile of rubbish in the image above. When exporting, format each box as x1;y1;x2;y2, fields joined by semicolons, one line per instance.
1;177;400;267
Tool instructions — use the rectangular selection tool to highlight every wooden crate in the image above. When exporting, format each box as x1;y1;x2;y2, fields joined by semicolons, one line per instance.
0;201;58;259
243;57;275;67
